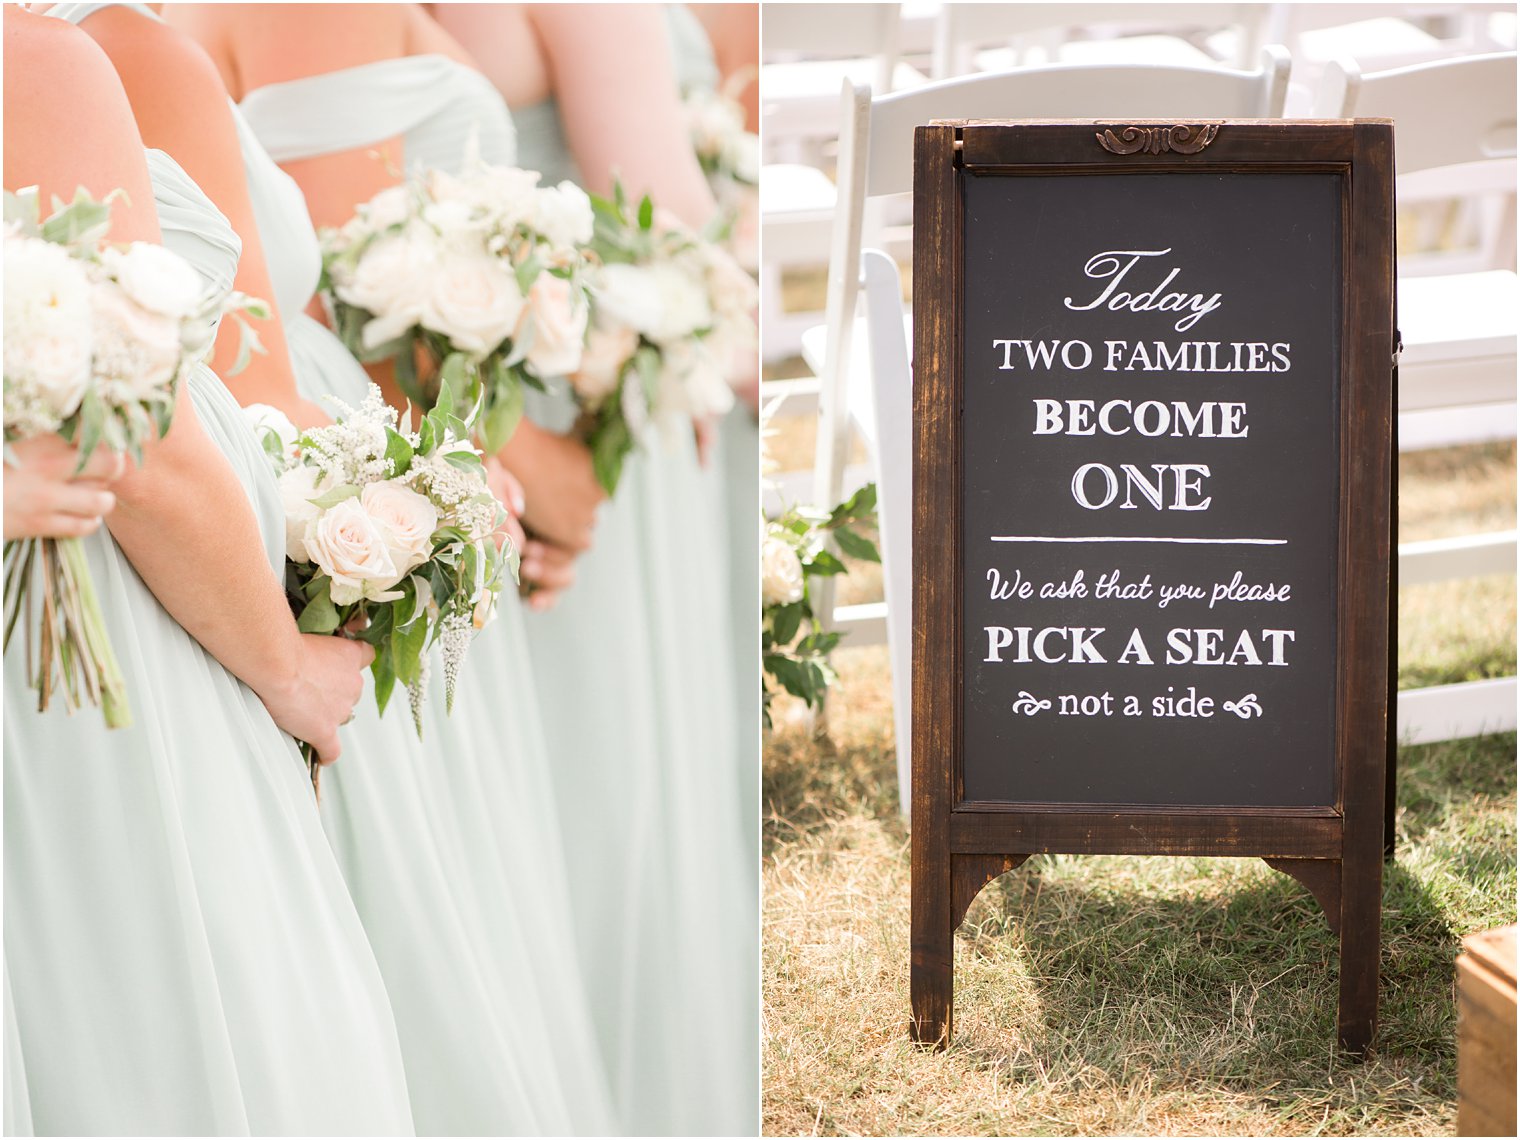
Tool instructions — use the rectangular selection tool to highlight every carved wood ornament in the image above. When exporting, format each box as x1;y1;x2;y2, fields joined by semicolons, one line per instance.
1098;124;1220;155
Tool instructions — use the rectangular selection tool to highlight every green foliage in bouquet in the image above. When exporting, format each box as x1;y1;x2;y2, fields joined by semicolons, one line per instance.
762;483;879;727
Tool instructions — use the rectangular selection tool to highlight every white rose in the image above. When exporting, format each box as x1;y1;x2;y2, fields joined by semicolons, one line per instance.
761;533;805;606
102;242;204;320
569;319;637;404
335;229;437;347
463;165;542;231
700;243;759;321
90;282;183;395
520;271;587;378
533;181;594;249
3;236;94;421
278;464;326;563
420;250;524;357
362;184;413;230
648;260;712;343
305;497;403;606
244;403;299;456
361;480;439;577
423;195;486;253
723;130;761;185
593;263;664;339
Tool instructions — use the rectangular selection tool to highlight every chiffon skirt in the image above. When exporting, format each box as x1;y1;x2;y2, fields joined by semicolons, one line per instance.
2;372;413;1137
522;402;758;1136
288;316;614;1135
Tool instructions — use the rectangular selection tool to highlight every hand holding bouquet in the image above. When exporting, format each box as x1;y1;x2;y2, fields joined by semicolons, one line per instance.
246;375;514;794
320;160;596;455
3;187;265;727
569;181;759;495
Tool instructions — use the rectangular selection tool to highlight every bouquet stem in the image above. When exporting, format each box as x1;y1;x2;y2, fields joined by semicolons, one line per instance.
299;740;321;800
2;536;131;729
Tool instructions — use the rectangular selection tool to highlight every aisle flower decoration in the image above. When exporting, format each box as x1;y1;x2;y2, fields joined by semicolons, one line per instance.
3;187;266;728
245;375;513;794
762;481;879;727
319;159;596;455
567;179;758;495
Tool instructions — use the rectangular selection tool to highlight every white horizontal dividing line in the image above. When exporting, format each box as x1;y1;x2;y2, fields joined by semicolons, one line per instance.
990;536;1288;545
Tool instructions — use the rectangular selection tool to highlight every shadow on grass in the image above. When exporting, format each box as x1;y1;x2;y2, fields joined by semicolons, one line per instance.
763;725;904;857
936;734;1517;1104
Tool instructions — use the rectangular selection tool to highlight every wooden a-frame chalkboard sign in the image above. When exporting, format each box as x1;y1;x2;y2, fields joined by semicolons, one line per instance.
910;119;1395;1054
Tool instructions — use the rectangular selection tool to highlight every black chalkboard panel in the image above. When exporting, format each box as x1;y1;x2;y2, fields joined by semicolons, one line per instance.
959;171;1342;807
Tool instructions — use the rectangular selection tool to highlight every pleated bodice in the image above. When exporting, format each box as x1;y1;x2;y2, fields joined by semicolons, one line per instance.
239;55;516;173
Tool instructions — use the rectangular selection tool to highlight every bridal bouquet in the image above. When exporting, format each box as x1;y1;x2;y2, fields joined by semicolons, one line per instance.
3;187;264;728
568;182;758;495
245;378;512;793
320;161;596;455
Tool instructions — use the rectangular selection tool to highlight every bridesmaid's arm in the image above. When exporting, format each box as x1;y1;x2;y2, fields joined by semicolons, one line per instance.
73;6;328;428
4;10;367;760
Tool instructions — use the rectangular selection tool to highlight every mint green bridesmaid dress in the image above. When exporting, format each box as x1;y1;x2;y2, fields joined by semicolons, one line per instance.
237;50;614;1136
3;129;413;1138
503;11;759;1132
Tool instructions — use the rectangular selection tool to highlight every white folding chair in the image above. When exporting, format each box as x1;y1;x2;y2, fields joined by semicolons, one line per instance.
931;3;1268;79
1315;50;1518;744
806;49;1292;811
758;5;927;364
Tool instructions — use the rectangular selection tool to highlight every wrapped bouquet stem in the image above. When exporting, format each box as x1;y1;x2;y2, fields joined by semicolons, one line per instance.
3;187;264;727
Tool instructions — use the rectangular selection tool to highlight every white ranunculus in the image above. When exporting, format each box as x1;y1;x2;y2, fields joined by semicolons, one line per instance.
419;250;524;356
244;403;299;455
569;320;637;404
103;242;204;320
336;229;437;344
278;464;327;563
521;272;587;378
664;340;734;421
423;195;484;253
593;263;663;339
90;282;183;395
305;497;403;605
761;533;805;606
361;480;439;577
533;181;594;249
3;236;95;421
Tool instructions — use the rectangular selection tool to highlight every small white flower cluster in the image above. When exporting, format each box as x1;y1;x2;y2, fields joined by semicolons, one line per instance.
572;220;758;445
297;386;401;490
4;226;211;441
685;87;759;188
323;161;595;382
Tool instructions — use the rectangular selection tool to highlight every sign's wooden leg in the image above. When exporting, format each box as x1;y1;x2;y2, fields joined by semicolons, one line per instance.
1386;362;1400;863
1337;839;1384;1055
910;842;953;1049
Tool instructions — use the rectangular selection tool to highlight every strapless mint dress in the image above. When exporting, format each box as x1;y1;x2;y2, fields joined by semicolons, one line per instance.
3;64;414;1131
502;14;757;1128
239;53;613;1135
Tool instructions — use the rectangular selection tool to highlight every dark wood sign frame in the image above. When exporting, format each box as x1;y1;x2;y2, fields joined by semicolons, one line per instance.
910;119;1394;1055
